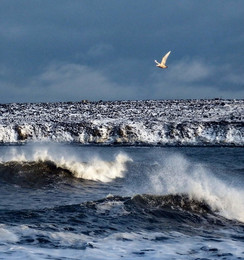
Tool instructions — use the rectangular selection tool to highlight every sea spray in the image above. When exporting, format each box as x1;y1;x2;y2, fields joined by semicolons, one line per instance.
149;153;244;222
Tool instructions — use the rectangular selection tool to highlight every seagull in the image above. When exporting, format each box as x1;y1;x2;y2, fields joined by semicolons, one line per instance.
155;51;171;69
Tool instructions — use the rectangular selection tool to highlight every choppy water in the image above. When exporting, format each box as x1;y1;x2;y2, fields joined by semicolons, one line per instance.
0;144;244;259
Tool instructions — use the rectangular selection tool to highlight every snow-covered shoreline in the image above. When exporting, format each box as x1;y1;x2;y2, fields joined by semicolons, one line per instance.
0;99;243;146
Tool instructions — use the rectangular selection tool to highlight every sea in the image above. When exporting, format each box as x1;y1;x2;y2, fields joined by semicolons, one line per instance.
0;143;243;259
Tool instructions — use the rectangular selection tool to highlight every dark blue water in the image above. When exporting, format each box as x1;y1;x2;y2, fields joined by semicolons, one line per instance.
0;144;243;259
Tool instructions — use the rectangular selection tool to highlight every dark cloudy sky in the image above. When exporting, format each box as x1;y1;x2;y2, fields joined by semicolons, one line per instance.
0;1;244;103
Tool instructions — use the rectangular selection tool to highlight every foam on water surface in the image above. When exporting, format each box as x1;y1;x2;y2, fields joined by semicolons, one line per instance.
0;225;243;259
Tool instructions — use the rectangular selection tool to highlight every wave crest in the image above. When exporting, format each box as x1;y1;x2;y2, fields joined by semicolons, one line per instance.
55;152;131;182
147;154;244;223
131;194;213;214
0;146;132;183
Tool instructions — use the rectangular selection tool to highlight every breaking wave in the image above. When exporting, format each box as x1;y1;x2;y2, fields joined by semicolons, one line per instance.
0;145;243;223
145;153;244;223
0;146;131;183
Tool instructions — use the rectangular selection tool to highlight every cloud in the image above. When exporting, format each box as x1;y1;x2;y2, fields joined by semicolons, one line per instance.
0;1;244;102
166;59;213;83
223;73;244;86
149;58;213;88
87;43;114;58
0;80;31;103
29;62;138;102
1;57;243;103
150;80;244;100
149;59;244;99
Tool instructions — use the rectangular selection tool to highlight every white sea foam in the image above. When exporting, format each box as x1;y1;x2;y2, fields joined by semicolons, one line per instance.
0;145;132;183
56;152;131;182
0;225;19;243
1;225;243;260
149;154;244;222
96;200;129;217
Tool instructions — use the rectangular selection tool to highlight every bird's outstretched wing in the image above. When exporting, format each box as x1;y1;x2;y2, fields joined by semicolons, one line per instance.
161;51;171;65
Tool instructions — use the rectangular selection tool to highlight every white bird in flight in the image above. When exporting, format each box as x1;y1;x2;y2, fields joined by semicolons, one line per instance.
155;51;171;69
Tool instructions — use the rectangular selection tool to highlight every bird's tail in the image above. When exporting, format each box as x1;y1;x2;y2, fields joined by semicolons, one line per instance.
154;60;160;65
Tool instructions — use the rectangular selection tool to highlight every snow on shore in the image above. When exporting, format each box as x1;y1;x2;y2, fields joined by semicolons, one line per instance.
0;99;243;146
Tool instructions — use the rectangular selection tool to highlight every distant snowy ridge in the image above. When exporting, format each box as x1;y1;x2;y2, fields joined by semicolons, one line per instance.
0;99;243;146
